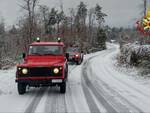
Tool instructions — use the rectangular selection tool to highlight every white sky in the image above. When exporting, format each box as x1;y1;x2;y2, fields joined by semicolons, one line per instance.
0;0;144;27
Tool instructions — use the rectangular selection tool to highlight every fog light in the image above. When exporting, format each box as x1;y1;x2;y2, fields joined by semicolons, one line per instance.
22;68;28;74
53;68;59;74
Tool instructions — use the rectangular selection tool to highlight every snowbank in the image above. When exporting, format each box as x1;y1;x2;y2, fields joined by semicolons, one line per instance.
118;43;150;75
1;57;16;70
119;43;150;64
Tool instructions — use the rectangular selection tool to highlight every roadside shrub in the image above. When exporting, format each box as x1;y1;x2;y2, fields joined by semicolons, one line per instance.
118;43;150;75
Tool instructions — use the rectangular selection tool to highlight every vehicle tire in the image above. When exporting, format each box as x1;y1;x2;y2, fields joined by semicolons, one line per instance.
76;61;79;65
18;83;26;95
60;82;66;94
81;55;84;62
65;69;68;81
76;59;81;65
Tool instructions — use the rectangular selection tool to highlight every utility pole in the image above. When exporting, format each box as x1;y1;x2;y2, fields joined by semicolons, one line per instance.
144;0;147;16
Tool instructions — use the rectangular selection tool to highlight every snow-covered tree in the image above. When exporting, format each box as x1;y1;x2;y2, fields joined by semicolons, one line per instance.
95;4;107;27
97;28;107;50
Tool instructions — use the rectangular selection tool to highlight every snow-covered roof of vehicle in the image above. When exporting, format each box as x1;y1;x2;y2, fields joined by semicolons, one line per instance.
30;42;65;46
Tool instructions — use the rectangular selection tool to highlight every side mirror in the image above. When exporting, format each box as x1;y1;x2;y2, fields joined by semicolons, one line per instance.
22;53;26;59
81;50;84;53
65;53;69;60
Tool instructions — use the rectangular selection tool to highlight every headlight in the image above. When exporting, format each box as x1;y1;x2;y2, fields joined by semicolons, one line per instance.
75;54;79;57
22;68;28;74
53;68;59;74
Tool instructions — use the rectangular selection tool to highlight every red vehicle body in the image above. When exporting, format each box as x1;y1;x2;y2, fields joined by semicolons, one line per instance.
16;41;68;95
66;47;84;65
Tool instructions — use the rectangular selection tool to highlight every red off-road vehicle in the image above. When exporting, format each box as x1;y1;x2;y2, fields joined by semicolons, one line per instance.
15;39;68;95
66;47;84;65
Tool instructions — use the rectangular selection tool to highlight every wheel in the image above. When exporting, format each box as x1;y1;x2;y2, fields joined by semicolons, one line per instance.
65;69;68;81
17;83;26;95
60;82;66;94
81;54;84;62
76;61;79;65
76;59;82;65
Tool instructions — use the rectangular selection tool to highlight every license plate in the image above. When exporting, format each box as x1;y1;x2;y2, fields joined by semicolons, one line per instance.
52;79;62;83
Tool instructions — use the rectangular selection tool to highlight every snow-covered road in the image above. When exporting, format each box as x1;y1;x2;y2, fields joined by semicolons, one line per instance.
0;44;150;113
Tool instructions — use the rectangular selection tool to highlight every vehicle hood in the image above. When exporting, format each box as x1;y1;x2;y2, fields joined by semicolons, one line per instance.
18;55;65;67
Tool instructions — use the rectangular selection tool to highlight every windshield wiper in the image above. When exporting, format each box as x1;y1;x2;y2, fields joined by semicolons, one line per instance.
43;53;57;56
31;53;43;55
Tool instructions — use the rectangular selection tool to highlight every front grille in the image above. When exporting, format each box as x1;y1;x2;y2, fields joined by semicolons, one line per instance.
29;67;52;76
18;67;62;77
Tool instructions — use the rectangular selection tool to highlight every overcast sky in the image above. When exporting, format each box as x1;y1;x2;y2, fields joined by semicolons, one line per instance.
0;0;143;28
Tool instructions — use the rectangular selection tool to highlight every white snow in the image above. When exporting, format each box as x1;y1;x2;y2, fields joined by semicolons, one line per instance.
0;43;150;112
87;43;150;112
120;43;150;64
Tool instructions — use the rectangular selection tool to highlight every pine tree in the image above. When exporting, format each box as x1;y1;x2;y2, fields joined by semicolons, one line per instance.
39;5;49;34
48;8;58;26
77;2;87;24
97;27;107;50
75;1;87;47
47;8;58;34
95;4;107;50
75;2;87;33
0;18;5;34
56;11;65;34
95;4;107;27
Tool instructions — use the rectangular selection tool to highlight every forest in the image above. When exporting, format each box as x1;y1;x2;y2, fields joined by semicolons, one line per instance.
0;0;149;75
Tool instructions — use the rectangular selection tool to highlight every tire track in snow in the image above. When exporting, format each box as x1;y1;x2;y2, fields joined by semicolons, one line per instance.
82;65;117;113
87;46;144;112
102;48;150;98
0;90;3;95
24;87;47;113
94;75;143;112
104;63;150;98
98;60;147;112
68;65;78;74
89;65;143;112
81;50;117;113
82;78;100;112
44;87;67;113
82;48;140;112
44;64;78;113
98;47;148;111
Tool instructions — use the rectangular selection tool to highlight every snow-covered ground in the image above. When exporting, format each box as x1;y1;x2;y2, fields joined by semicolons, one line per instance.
0;43;150;112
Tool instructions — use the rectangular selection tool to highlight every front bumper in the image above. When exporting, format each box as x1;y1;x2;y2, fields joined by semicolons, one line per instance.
68;57;79;62
16;77;65;87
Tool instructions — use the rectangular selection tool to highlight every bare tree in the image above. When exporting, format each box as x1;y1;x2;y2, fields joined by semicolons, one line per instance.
39;5;49;34
19;0;39;44
69;8;76;35
88;8;95;44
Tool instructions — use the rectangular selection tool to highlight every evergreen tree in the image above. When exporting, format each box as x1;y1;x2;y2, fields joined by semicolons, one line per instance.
97;27;107;50
39;5;50;34
56;11;65;33
9;25;17;34
48;8;58;26
0;19;5;34
47;8;58;34
77;2;87;24
75;2;87;33
95;4;107;50
74;1;87;47
95;4;107;27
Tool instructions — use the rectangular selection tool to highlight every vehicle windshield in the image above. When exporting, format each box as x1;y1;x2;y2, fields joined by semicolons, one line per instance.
67;47;79;52
29;45;63;55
